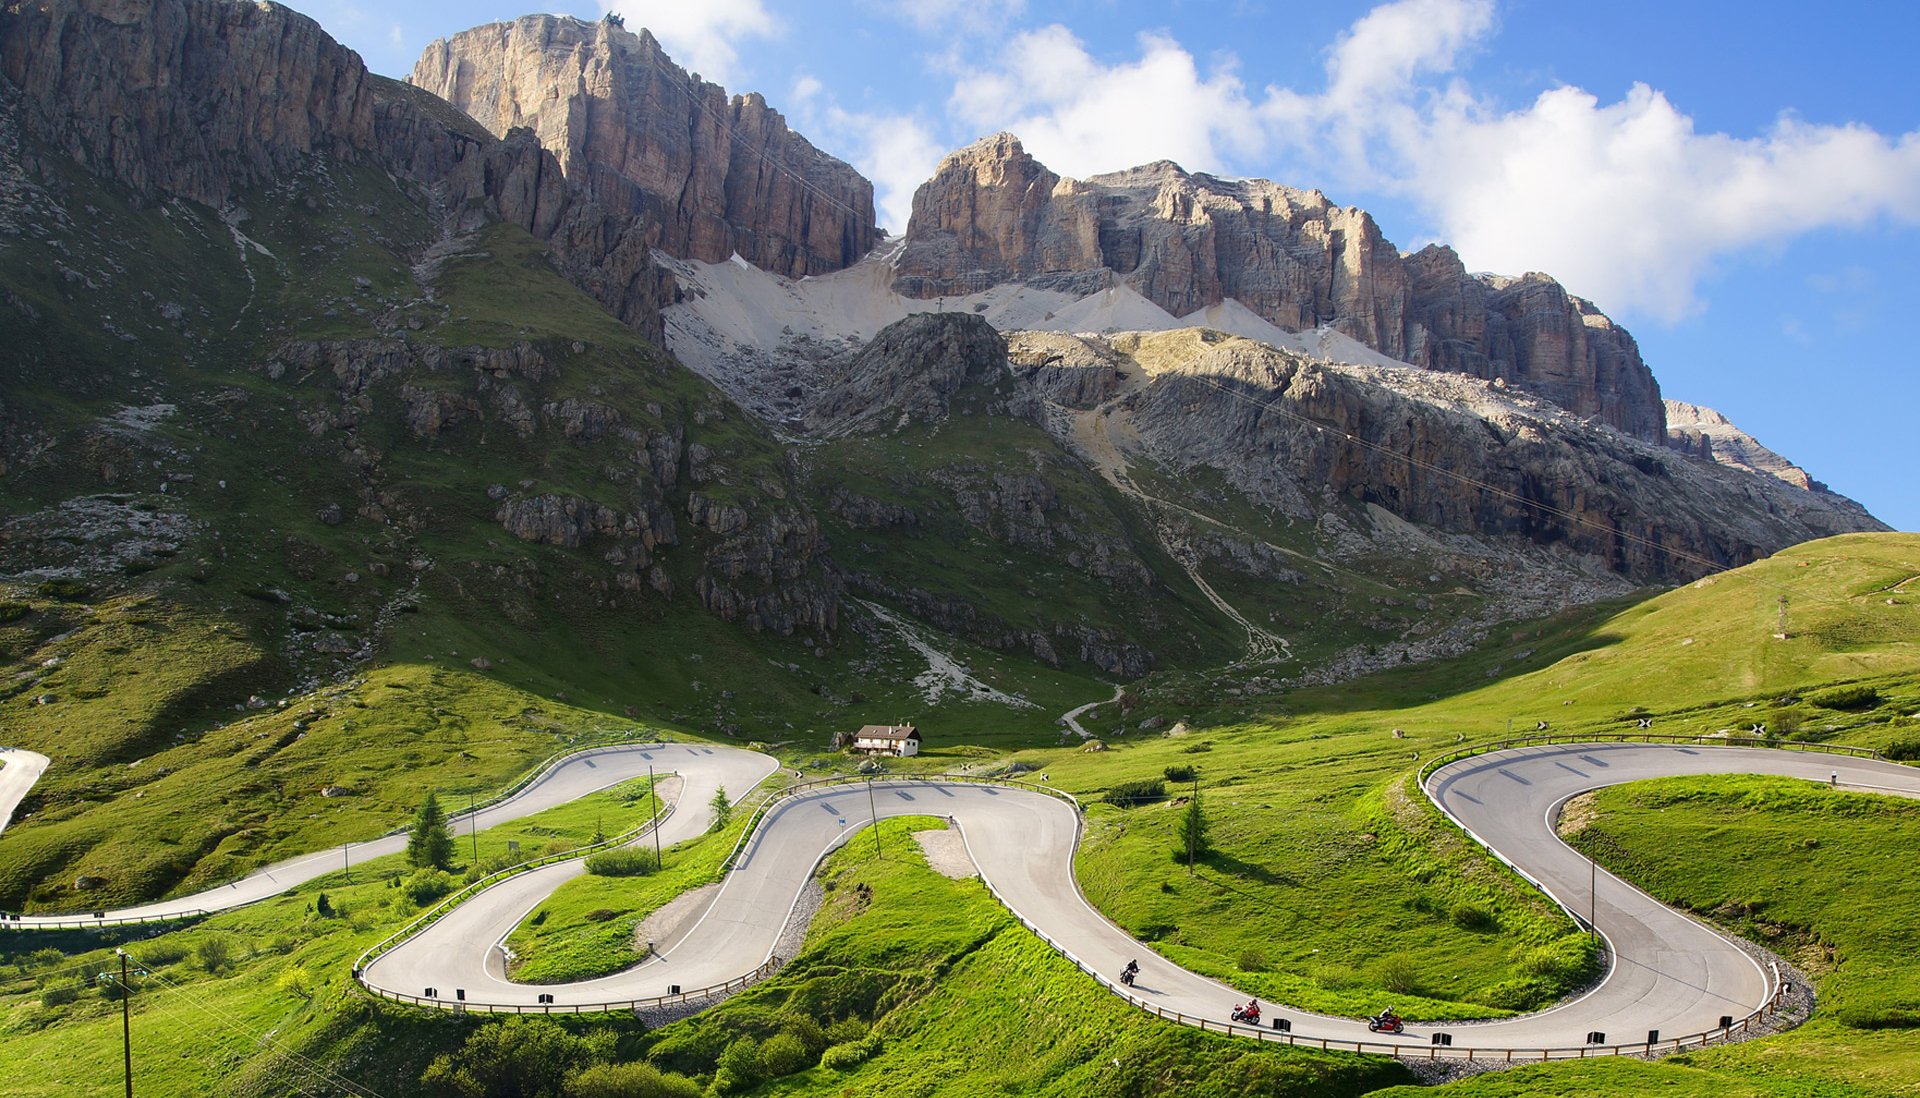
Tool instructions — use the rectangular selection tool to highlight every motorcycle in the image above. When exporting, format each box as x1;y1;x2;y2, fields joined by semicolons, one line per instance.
1230;1001;1262;1024
1119;966;1137;988
1367;1011;1405;1035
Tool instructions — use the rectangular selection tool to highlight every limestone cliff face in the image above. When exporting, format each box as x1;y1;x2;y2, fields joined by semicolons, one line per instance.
1041;330;1882;579
895;135;1665;442
412;15;877;278
0;0;376;207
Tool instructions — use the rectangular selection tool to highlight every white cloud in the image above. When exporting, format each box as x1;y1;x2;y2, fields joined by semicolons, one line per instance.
947;25;1266;179
928;0;1920;323
600;0;778;84
823;108;945;233
872;0;1027;35
1377;81;1920;320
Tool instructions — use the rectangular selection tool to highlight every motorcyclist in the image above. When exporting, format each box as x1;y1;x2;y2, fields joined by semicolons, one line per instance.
1120;959;1139;986
1232;998;1261;1023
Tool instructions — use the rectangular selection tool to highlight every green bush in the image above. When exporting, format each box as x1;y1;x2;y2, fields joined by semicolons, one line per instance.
196;936;233;973
1103;779;1166;808
714;1037;761;1092
1163;765;1197;783
1807;684;1880;711
0;601;30;622
583;847;660;877
1883;738;1920;762
39;979;83;1008
757;1031;813;1077
1450;903;1498;932
820;1036;881;1071
404;868;459;906
564;1062;701;1098
1238;948;1270;972
779;1014;828;1058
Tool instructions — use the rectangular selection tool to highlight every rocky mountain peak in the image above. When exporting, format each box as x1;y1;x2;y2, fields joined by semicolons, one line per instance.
411;14;878;279
893;135;1666;443
0;0;377;207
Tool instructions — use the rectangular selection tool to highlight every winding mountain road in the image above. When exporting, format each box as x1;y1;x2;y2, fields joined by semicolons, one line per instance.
4;739;1914;1058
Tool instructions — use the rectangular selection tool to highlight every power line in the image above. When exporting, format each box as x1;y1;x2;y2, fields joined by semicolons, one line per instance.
131;962;390;1098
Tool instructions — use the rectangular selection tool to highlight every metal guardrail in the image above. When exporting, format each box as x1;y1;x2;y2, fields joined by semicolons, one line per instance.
1416;731;1886;792
360;958;783;1016
717;771;1083;877
0;908;215;931
0;738;687;930
352;799;676;982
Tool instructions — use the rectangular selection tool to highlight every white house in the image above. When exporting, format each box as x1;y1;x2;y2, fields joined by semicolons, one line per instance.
851;724;921;757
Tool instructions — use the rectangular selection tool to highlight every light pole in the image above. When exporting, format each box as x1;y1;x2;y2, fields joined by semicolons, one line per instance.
866;778;883;860
649;764;663;867
1589;851;1598;937
470;794;479;866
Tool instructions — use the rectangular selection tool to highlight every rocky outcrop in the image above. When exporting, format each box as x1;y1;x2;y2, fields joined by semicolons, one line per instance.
0;0;375;207
1664;400;1829;493
894;135;1665;442
807;313;1027;434
411;14;877;278
0;3;677;344
1048;330;1883;581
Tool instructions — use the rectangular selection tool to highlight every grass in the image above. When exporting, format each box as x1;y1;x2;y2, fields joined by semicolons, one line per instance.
1372;773;1920;1097
624;814;1413;1097
503;788;759;984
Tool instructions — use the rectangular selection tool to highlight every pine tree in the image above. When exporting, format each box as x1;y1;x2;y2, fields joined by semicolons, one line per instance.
1178;782;1210;874
407;791;455;869
709;785;732;833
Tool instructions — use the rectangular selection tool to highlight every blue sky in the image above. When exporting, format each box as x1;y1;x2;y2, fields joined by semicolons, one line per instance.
305;0;1918;531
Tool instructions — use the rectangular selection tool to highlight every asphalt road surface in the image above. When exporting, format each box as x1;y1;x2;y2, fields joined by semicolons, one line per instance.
9;739;1917;1055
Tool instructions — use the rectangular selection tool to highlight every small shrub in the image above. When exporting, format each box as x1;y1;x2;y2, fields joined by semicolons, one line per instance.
40;979;83;1008
584;847;660;877
1181;742;1213;754
1883;738;1920;762
33;580;88;601
277;966;315;999
314;892;334;918
196;936;233;973
1807;684;1880;711
565;1062;701;1098
1104;779;1166;808
582;908;619;923
820;1036;881;1071
403;868;458;906
137;941;190;967
0;602;30;622
1378;955;1421;995
1238;948;1270;972
1450;903;1498;932
715;1037;761;1091
758;1031;813;1077
823;1018;869;1045
1163;765;1197;783
779;1014;828;1058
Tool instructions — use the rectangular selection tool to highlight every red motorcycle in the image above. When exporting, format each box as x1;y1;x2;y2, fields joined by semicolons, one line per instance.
1230;1000;1262;1025
1367;1010;1405;1034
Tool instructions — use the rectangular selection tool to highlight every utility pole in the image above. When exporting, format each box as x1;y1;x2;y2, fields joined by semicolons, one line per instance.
100;949;136;1098
867;778;883;860
470;794;479;865
342;842;350;882
649;764;663;866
